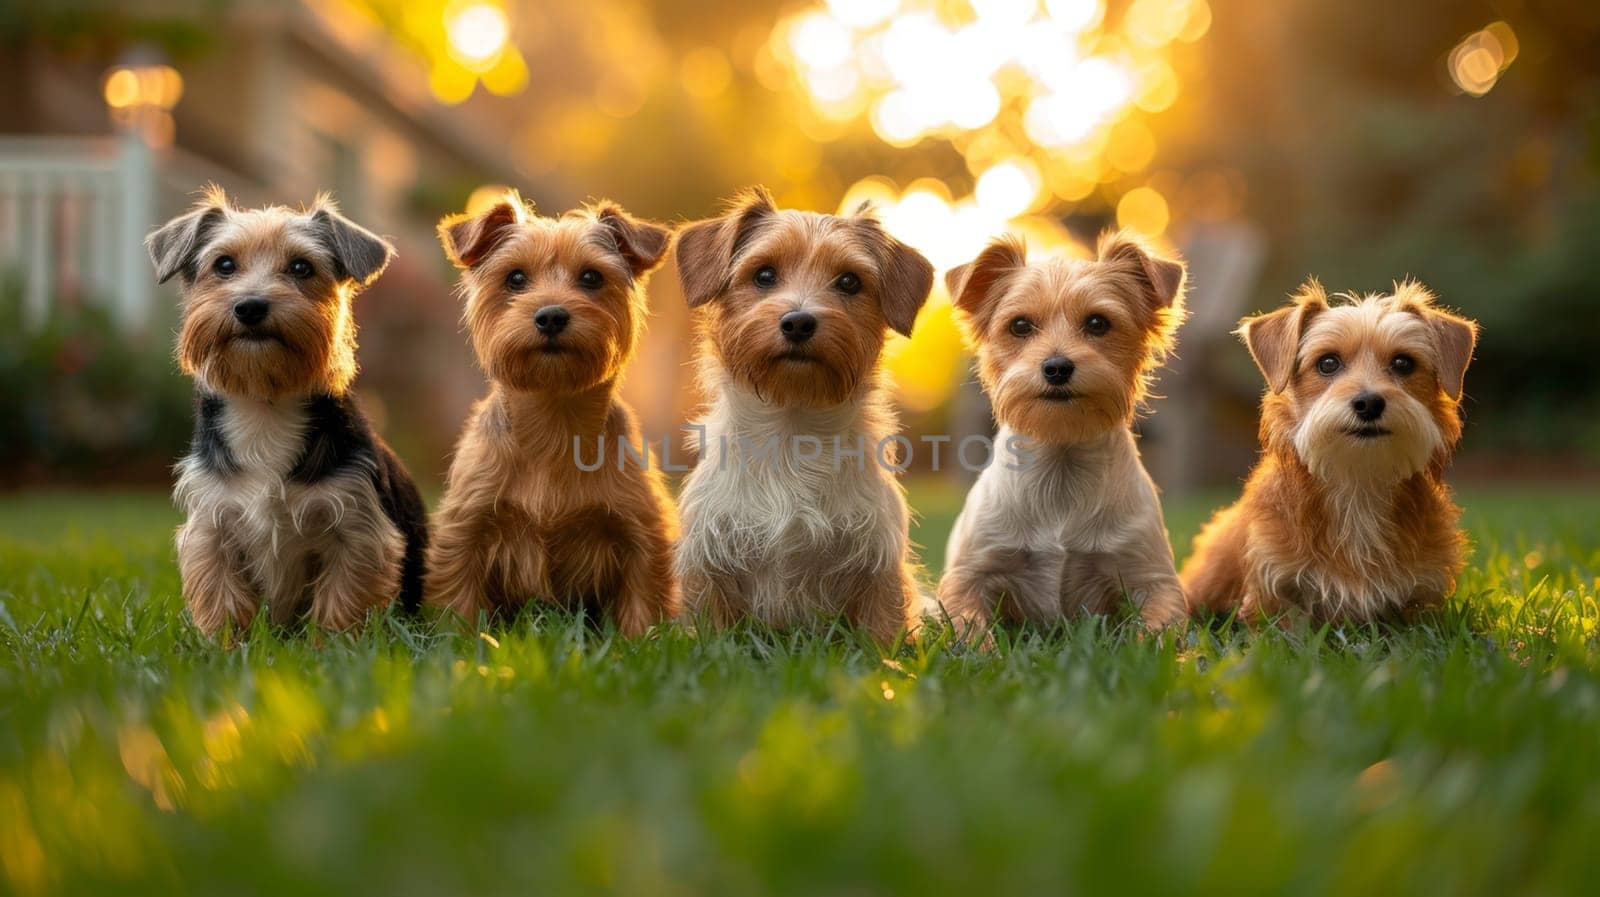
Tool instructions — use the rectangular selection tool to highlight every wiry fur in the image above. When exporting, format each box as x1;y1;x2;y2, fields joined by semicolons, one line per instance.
673;187;935;644
152;187;427;636
425;192;679;635
938;231;1190;636
1181;281;1479;624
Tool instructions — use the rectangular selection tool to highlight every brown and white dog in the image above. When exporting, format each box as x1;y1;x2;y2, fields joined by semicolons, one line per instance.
425;192;679;635
672;187;935;644
151;187;428;636
937;232;1190;637
1181;280;1479;624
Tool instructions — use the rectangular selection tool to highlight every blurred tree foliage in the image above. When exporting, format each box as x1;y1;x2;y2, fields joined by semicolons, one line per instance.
0;0;220;57
1179;0;1600;455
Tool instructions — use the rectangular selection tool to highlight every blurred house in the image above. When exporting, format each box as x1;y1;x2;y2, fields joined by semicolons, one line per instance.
0;1;560;479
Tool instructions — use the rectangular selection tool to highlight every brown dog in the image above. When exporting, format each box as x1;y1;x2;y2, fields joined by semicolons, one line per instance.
938;232;1189;636
1181;280;1478;624
425;192;679;635
151;187;428;636
672;187;935;644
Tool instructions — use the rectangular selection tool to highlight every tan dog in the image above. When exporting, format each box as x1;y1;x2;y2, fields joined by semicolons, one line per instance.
1182;280;1478;623
425;192;679;635
150;187;428;636
937;232;1189;636
672;187;935;644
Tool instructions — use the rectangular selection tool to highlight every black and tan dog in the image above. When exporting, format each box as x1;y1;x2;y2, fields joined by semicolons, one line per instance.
149;186;427;636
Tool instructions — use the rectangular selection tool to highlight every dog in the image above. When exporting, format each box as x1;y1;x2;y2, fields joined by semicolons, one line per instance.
150;186;427;636
937;232;1190;637
425;192;679;635
1181;280;1478;624
672;187;935;644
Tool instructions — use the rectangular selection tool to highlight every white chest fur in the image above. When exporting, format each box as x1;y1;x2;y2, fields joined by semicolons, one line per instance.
676;387;907;623
175;398;308;523
174;396;394;614
943;426;1180;620
951;428;1156;552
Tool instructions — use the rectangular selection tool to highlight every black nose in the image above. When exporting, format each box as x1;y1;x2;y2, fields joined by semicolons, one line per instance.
1351;391;1387;422
534;305;570;336
780;310;817;343
232;298;270;326
1041;355;1075;386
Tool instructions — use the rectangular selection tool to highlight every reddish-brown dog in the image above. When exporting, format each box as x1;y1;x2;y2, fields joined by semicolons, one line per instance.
1181;280;1479;624
425;192;679;634
672;187;935;644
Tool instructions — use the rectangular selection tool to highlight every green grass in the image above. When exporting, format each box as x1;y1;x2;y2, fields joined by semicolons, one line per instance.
2;483;1598;896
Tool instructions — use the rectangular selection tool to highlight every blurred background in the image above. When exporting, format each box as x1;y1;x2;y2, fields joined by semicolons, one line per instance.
2;0;1597;504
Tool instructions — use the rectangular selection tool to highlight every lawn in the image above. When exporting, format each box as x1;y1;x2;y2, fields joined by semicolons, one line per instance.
1;482;1598;896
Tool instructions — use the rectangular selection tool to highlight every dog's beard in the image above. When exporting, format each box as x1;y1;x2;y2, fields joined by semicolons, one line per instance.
989;365;1132;445
718;333;869;408
734;349;861;407
181;314;334;400
1293;392;1443;485
485;330;615;395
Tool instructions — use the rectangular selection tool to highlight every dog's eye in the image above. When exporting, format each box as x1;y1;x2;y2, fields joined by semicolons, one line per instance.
506;270;528;291
1316;353;1342;376
1009;317;1035;338
214;256;236;277
578;269;603;290
754;266;778;288
1390;354;1415;376
1084;314;1111;336
834;272;861;295
287;258;314;280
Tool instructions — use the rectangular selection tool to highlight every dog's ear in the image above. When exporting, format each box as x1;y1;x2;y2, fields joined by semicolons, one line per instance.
1393;280;1478;401
674;186;776;308
853;215;934;337
875;233;935;338
147;185;229;284
946;236;1026;333
1098;230;1185;309
310;197;395;286
438;192;525;269
594;202;670;278
1239;280;1327;393
1425;306;1478;401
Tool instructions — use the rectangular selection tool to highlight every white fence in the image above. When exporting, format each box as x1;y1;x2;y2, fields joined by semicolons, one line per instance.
0;135;253;331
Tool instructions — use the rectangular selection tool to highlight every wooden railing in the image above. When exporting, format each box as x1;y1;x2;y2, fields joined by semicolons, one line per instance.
0;135;257;331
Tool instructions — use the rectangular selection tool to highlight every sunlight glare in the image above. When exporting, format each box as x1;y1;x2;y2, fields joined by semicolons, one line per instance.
1044;0;1103;33
871;89;923;144
790;12;853;70
828;0;899;29
445;2;509;69
976;158;1043;220
770;0;1205;409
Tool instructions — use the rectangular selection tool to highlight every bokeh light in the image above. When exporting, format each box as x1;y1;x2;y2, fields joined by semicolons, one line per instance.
769;0;1209;409
102;63;184;147
1449;22;1518;97
340;0;530;104
1116;185;1170;236
976;158;1044;220
445;2;509;69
